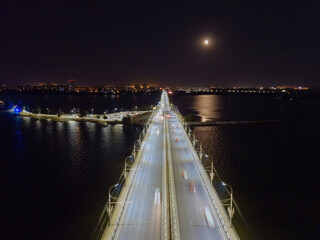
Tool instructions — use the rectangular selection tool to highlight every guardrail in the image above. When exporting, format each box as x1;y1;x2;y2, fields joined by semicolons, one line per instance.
170;103;253;240
90;110;157;240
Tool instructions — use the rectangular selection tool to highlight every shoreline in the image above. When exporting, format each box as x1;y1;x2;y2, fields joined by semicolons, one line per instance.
7;110;153;125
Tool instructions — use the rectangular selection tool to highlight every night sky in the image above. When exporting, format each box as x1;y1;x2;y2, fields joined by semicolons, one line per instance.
1;1;320;87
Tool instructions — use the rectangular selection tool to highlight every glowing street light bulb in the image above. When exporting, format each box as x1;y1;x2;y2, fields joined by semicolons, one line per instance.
204;39;209;45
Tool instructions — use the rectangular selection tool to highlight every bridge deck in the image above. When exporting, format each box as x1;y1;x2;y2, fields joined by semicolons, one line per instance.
101;91;239;240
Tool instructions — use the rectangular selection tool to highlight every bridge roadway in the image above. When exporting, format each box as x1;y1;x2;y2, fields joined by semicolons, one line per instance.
103;95;166;240
164;93;229;240
102;91;238;240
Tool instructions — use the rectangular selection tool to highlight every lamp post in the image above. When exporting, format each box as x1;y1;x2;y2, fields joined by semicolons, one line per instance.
124;156;134;180
194;139;202;154
108;183;119;216
222;182;235;227
204;154;215;184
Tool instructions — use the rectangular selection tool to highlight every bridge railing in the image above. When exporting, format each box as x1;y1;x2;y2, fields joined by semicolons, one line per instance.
170;104;254;240
90;110;157;240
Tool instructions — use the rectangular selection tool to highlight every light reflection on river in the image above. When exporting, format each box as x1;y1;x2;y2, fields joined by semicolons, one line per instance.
193;95;222;121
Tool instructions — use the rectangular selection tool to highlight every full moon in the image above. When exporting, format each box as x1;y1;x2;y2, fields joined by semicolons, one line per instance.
204;39;209;45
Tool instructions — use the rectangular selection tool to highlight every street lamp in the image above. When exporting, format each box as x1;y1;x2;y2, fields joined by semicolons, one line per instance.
222;182;235;227
194;138;202;152
108;183;119;216
124;155;134;180
204;154;215;184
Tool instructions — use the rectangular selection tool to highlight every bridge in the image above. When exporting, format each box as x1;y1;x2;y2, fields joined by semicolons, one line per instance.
91;91;240;240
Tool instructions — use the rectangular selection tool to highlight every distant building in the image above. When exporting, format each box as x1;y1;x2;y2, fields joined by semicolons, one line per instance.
33;82;47;87
104;85;115;90
75;86;89;93
142;83;147;90
134;85;140;91
124;85;135;91
277;86;297;89
67;78;76;91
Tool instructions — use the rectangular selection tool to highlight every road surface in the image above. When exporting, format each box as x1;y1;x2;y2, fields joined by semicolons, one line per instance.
163;92;229;240
102;91;237;240
107;102;165;240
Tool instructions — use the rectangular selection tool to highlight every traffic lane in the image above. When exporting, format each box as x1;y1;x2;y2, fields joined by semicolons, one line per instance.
167;120;202;235
182;158;225;239
117;133;156;239
165;92;228;239
173;117;228;236
118;186;161;240
171;143;225;239
170;152;200;239
116;121;163;239
120;126;162;229
170;135;219;239
171;111;228;236
167;114;224;219
168;116;227;240
117;136;162;238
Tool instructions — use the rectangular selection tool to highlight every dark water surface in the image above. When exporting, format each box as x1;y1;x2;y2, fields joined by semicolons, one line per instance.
0;94;319;240
171;95;320;240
